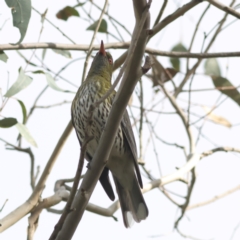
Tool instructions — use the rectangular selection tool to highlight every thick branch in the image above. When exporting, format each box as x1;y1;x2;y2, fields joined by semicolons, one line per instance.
207;0;240;19
2;42;240;58
54;1;151;239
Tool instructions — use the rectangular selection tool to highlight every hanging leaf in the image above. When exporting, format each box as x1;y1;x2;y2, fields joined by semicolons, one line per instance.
5;68;33;98
87;19;108;33
15;123;37;147
169;43;187;71
56;6;80;21
16;50;37;67
0;118;17;128
202;106;232;128
204;58;221;76
42;49;47;60
0;51;8;62
4;0;31;44
45;73;66;92
52;49;71;58
234;3;240;10
151;56;178;87
212;76;240;106
17;100;27;124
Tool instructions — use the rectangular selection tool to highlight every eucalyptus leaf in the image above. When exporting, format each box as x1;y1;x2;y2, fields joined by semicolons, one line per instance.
5;0;31;44
42;49;47;60
15;123;37;147
5;68;33;97
169;43;187;71
212;76;240;106
52;49;71;58
0;118;17;128
87;19;108;33
56;6;80;21
204;58;221;76
202;106;232;128
32;70;45;74
0;51;8;62
45;73;65;92
17;99;27;124
75;2;85;7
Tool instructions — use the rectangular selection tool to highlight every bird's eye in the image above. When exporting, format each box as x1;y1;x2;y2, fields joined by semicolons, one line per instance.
108;58;113;65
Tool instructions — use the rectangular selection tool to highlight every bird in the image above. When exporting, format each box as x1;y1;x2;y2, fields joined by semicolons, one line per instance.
71;40;148;227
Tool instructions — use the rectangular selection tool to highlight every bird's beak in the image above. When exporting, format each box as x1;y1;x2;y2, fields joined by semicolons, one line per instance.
99;40;106;56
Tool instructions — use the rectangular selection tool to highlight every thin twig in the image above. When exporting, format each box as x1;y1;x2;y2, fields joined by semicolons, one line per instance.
81;0;109;82
187;184;240;210
32;7;76;44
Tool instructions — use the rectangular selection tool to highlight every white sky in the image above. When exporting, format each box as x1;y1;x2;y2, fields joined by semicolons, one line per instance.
1;0;240;239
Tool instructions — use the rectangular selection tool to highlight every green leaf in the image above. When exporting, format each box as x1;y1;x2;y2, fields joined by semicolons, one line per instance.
42;49;47;60
56;6;80;21
87;19;108;33
75;2;86;7
169;43;187;71
212;76;240;106
0;118;17;128
5;68;33;97
204;58;221;76
0;51;8;62
45;73;66;92
15;123;37;147
5;0;31;44
52;49;71;58
32;70;45;74
17;100;27;124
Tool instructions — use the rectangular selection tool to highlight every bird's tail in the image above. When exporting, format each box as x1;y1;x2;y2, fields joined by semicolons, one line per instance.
113;176;148;228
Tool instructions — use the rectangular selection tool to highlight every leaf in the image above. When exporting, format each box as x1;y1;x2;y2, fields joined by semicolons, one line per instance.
15;123;37;147
5;68;33;97
32;70;45;74
52;49;71;58
204;58;221;76
56;6;80;21
0;51;8;62
17;100;27;124
211;76;240;106
75;2;86;7
5;0;31;44
202;106;232;128
151;56;178;87
42;49;47;60
234;3;240;10
45;73;66;92
87;19;108;33
169;43;187;71
0;118;17;128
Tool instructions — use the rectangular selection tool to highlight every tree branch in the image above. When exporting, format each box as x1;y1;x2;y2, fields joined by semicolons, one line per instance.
0;121;73;232
207;0;240;19
53;1;151;239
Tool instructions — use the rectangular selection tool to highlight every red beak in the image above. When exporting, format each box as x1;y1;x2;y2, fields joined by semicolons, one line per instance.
99;40;106;56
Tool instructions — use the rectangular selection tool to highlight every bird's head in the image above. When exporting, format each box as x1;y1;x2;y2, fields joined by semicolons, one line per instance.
87;41;113;81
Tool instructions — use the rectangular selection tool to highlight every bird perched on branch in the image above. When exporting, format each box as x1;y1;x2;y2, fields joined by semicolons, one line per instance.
71;41;148;227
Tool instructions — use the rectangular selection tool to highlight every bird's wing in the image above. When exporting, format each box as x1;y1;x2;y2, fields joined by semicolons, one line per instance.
121;109;143;188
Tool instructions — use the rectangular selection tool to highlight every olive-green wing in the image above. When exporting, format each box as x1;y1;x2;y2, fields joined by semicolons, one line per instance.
121;109;143;188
